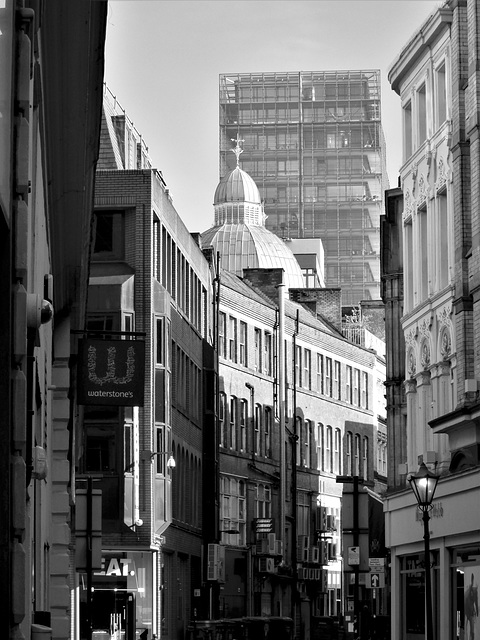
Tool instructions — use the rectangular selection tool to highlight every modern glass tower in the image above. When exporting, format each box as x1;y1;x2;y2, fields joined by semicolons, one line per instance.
219;71;388;306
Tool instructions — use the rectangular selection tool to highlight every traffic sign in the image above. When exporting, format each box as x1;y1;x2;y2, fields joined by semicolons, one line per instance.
369;558;385;572
368;572;385;588
348;546;360;565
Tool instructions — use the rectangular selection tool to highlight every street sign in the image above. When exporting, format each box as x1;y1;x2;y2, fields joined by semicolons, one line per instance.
348;546;360;565
368;572;385;588
369;558;385;572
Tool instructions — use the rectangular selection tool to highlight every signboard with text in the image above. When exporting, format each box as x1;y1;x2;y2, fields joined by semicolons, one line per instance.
77;339;145;406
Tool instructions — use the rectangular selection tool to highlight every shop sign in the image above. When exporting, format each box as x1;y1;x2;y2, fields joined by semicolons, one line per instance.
77;339;145;406
94;556;135;576
415;502;444;521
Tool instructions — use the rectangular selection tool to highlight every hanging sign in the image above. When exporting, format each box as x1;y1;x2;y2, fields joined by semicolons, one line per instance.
77;339;145;406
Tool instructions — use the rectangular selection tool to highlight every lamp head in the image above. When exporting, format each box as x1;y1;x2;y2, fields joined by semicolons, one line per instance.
409;462;439;510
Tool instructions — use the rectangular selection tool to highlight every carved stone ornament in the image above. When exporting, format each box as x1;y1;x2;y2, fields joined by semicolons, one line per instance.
403;189;414;223
405;327;417;348
419;316;432;338
420;338;431;369
437;303;452;328
417;174;428;209
440;327;452;360
407;348;417;378
435;157;447;192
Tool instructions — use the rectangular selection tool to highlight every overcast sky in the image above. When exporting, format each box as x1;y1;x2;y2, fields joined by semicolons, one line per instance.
104;0;441;233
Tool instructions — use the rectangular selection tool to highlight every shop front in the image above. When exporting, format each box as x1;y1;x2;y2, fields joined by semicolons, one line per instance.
78;551;156;640
384;468;480;640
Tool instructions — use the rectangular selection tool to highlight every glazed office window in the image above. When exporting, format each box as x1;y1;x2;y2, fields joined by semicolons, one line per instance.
155;317;165;367
93;210;125;260
153;218;160;281
296;417;302;466
86;314;117;338
304;420;312;468
264;332;272;376
218;312;226;358
296;492;310;536
304;349;312;390
239;321;247;366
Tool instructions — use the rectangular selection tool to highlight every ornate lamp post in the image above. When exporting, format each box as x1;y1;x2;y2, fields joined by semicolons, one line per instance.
409;463;439;640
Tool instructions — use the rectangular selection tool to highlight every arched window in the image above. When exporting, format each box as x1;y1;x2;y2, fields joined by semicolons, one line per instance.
264;407;272;458
315;423;323;471
354;434;361;475
346;432;353;475
326;426;333;472
363;437;369;479
219;393;227;448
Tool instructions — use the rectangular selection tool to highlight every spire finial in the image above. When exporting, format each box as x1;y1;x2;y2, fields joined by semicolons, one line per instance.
230;135;244;166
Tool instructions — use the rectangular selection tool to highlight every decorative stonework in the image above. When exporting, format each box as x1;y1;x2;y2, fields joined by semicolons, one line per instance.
435;157;447;193
407;347;417;378
417;174;428;209
403;189;414;223
437;302;452;328
439;326;452;360
420;338;431;369
404;378;417;394
405;327;417;347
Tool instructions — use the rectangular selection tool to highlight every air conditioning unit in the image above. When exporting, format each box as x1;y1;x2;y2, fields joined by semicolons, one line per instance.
314;568;321;581
319;541;329;565
320;569;328;592
328;543;337;561
258;557;275;573
267;533;277;555
297;535;310;563
207;544;225;582
326;514;336;531
315;506;327;532
275;540;283;556
311;546;320;564
256;538;269;555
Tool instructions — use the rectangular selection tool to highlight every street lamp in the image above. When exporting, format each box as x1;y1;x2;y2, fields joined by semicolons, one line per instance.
141;450;176;468
409;462;439;640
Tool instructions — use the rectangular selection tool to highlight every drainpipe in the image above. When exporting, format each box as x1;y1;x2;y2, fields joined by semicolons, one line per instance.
277;278;286;575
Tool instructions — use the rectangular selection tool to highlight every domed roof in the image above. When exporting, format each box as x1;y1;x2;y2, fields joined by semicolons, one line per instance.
214;166;261;206
201;223;305;290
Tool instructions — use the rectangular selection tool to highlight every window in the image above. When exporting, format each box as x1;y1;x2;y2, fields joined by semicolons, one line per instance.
325;358;332;397
218;312;226;358
403;101;412;160
239;321;247;366
264;407;272;458
363;437;369;479
219;393;227;448
93;210;124;260
155;317;165;366
354;434;361;475
361;371;368;409
304;349;312;389
229;317;237;362
264;332;272;376
436;62;446;126
326;426;333;473
353;369;360;406
254;404;261;455
220;476;246;545
295;345;302;387
417;84;427;146
304;420;312;468
297;492;310;536
315;424;323;471
333;361;341;400
334;428;341;474
346;432;353;475
255;483;272;518
317;354;324;394
230;397;237;450
240;399;247;451
254;328;262;372
296;417;302;466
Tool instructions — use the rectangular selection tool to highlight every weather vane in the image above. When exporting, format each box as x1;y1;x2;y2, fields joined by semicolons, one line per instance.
230;135;244;166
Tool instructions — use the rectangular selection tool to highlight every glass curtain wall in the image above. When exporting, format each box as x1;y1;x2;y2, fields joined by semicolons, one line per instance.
219;71;387;306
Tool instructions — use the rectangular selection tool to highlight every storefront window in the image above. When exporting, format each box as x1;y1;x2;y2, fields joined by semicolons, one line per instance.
402;553;439;639
452;546;480;640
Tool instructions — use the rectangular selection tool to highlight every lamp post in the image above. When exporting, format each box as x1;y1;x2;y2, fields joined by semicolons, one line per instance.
409;463;439;640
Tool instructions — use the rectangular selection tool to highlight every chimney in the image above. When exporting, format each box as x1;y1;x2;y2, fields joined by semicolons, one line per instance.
289;288;342;332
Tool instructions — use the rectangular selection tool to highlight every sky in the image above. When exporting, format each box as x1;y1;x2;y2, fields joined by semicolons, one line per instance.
104;0;442;233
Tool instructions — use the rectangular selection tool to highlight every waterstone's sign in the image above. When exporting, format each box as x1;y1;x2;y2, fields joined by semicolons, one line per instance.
77;339;145;406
